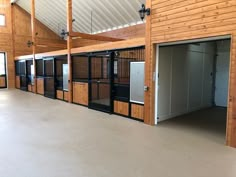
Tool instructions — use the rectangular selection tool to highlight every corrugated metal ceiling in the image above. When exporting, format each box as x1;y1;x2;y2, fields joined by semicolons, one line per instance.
16;0;146;35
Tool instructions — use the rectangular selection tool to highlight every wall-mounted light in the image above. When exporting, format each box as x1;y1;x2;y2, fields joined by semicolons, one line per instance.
27;40;34;48
139;4;150;21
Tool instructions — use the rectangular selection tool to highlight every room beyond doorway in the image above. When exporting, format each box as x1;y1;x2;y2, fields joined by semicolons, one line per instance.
155;37;231;144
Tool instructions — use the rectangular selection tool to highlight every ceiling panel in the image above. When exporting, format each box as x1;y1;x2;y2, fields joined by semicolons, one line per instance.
16;0;146;36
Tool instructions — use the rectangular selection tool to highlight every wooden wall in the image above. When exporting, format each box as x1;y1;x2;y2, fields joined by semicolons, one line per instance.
145;0;236;147
72;24;145;48
12;4;66;57
0;1;66;88
0;0;14;88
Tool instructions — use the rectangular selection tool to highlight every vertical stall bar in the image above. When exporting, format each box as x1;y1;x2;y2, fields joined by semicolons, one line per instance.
67;0;73;103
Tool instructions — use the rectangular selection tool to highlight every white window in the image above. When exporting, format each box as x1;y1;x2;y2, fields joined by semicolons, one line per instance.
0;14;5;26
0;53;6;75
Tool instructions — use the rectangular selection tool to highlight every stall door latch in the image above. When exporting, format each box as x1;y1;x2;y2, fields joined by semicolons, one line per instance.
144;86;149;92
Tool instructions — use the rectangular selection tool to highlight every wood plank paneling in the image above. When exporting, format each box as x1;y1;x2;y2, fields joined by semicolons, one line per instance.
0;77;6;87
114;101;129;116
36;78;44;95
28;84;32;92
64;91;68;102
0;0;14;88
131;104;144;120
15;76;20;89
56;90;63;100
13;5;66;56
147;0;236;147
73;82;88;106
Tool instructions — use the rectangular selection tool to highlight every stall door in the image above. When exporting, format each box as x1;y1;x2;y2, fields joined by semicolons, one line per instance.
19;60;28;91
0;53;7;88
89;53;114;113
44;58;56;99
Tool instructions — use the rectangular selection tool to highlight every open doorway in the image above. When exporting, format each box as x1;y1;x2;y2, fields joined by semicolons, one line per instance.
155;37;231;143
0;52;7;88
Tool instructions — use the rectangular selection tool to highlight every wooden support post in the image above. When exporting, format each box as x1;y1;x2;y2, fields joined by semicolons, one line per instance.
67;0;73;103
31;0;37;93
144;0;155;125
11;4;16;88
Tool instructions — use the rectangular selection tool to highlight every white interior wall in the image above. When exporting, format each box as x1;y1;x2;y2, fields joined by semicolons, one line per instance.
214;40;230;107
157;42;215;122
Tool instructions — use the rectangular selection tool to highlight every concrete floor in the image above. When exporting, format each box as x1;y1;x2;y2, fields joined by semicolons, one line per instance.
0;90;236;177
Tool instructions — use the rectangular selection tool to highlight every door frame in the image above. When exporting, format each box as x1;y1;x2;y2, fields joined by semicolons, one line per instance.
155;35;231;125
43;57;56;99
0;52;7;89
88;52;114;113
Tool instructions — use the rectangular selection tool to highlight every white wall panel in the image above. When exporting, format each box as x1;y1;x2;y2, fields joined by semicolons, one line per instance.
158;47;172;120
215;40;230;107
157;42;215;122
171;45;188;116
187;50;204;111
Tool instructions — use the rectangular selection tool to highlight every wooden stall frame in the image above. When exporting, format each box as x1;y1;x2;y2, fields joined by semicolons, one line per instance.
31;0;37;93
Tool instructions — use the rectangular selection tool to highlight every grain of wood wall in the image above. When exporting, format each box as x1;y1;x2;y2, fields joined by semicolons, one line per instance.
0;0;14;88
145;0;236;147
0;1;66;88
13;4;66;56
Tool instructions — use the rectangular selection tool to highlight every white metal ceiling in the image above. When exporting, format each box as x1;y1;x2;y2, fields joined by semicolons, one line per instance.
16;0;146;36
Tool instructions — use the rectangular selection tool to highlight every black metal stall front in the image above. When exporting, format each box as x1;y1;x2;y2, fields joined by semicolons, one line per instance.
88;52;114;113
26;60;33;88
43;58;56;99
72;47;145;119
55;56;67;91
16;59;33;91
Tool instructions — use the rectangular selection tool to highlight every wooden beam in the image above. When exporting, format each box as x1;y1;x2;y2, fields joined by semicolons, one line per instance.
14;38;145;60
67;0;73;103
144;0;155;125
36;43;67;48
31;0;37;93
11;4;17;88
70;32;123;42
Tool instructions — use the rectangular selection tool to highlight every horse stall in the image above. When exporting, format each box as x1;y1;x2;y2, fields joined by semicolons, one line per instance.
43;57;56;99
36;59;44;95
55;55;68;101
72;47;145;121
15;59;33;91
26;59;34;92
72;55;89;106
113;47;145;121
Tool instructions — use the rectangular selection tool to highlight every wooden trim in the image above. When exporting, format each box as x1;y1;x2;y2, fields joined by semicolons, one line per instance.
31;0;37;93
70;31;123;42
36;43;67;48
71;38;144;54
226;33;236;147
144;0;155;125
67;0;72;103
